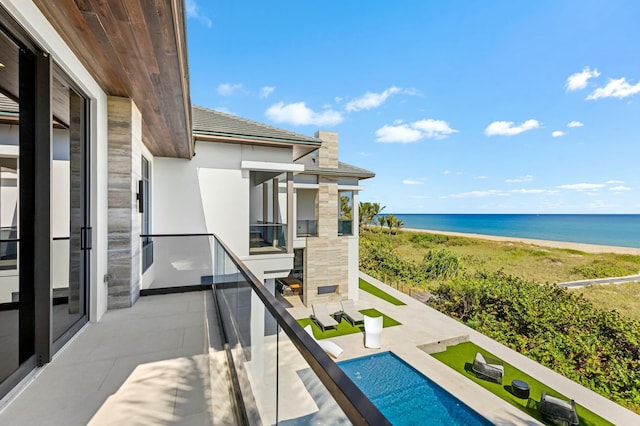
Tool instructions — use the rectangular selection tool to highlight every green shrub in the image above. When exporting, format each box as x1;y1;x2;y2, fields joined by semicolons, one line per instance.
428;272;640;413
571;261;636;279
422;249;461;279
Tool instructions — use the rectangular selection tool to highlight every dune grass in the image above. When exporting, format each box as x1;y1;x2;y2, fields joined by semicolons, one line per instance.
571;282;640;321
431;342;612;426
359;278;406;305
297;308;401;340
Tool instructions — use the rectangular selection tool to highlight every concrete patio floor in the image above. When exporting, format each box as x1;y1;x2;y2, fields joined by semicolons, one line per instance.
2;274;638;425
287;271;640;426
0;291;235;426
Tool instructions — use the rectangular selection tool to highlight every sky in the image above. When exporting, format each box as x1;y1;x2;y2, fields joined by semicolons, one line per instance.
184;0;640;214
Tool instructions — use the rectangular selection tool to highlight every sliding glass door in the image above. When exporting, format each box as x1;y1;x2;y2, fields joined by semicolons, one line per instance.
0;9;91;398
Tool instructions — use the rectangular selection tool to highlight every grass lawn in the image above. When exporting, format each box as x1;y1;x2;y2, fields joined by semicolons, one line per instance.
571;282;640;321
431;342;612;426
359;278;406;305
361;229;640;289
297;308;401;339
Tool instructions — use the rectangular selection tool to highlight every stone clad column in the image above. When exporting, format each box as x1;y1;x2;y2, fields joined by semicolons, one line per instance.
107;97;142;309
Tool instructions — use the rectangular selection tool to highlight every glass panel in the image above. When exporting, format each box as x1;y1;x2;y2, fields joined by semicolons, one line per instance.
0;27;22;385
338;191;353;236
51;77;86;342
277;329;349;424
296;219;317;237
140;235;214;289
249;224;287;254
213;237;359;424
141;157;152;272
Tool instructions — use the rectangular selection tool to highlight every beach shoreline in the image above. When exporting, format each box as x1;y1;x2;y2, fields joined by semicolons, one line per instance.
401;227;640;255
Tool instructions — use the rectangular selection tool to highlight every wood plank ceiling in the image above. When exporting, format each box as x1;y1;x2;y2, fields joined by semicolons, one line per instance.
33;0;193;158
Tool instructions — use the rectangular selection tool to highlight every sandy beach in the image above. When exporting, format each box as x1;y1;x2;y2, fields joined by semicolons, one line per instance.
402;227;640;255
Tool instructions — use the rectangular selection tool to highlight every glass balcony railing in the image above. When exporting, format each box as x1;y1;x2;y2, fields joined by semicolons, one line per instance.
249;223;287;254
338;219;353;236
213;235;389;425
296;219;317;237
139;234;214;292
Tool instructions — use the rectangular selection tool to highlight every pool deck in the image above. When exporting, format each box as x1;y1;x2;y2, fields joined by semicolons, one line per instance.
287;271;640;426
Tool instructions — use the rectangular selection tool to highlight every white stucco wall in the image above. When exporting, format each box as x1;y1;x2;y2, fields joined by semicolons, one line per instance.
2;0;110;321
152;141;295;281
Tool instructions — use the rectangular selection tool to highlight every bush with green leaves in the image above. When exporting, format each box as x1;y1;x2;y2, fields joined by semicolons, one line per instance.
422;249;461;279
571;260;637;279
428;272;640;413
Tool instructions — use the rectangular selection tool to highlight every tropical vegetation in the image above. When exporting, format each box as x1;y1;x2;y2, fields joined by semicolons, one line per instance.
357;225;640;413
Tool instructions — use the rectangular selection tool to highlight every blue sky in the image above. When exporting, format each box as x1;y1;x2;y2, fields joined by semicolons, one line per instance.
185;1;640;214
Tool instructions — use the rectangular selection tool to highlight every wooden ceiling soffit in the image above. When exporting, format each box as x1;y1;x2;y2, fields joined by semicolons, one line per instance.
33;0;193;158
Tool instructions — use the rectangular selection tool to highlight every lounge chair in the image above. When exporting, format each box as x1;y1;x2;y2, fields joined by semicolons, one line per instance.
311;303;339;332
364;314;383;348
341;299;364;325
539;390;579;425
472;352;504;384
304;325;343;358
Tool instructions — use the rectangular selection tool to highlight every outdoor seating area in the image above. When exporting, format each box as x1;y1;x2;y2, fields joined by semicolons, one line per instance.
539;391;580;426
472;352;504;384
341;299;364;325
310;303;339;332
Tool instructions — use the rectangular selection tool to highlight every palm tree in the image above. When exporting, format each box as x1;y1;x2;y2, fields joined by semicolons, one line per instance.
358;202;373;231
371;203;386;227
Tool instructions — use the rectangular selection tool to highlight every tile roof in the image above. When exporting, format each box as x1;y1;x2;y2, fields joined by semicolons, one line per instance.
295;153;375;179
0;93;18;114
192;105;321;146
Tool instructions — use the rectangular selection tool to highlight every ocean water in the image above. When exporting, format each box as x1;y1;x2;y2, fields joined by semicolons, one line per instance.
382;214;640;249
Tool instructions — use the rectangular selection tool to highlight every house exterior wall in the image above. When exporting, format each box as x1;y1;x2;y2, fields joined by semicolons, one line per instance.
303;176;349;305
152;141;294;281
106;96;142;309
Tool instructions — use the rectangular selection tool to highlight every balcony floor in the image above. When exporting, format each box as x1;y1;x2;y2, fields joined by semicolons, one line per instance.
0;291;235;425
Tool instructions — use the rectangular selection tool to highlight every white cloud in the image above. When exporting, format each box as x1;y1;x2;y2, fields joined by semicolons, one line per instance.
402;179;424;185
412;119;459;139
557;183;605;190
358;151;373;157
185;0;212;28
375;124;423;143
443;190;507;199
260;86;275;98
485;119;540;136
475;176;488;180
566;66;600;91
345;87;401;112
587;77;640;100
334;97;343;103
375;119;457;143
606;180;624;184
444;170;451;175
567;121;584;128
509;189;549;194
551;131;565;137
411;195;430;199
213;106;234;115
265;102;343;126
505;175;534;183
610;186;631;191
443;187;557;198
217;83;243;96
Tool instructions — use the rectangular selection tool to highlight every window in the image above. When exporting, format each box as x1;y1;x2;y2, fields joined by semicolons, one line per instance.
338;190;353;236
141;156;153;272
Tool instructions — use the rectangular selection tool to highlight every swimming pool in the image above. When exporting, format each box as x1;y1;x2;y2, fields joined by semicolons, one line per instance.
338;352;492;425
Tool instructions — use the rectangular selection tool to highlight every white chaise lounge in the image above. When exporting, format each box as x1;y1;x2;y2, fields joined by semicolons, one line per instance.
311;303;339;332
304;325;343;358
341;299;364;325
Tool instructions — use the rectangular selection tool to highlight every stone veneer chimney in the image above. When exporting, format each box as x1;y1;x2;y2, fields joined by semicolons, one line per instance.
315;131;338;169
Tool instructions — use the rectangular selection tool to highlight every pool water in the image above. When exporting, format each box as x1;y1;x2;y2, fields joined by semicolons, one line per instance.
338;352;492;425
